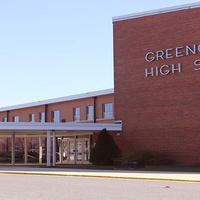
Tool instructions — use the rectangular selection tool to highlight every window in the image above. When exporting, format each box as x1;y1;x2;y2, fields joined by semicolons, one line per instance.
2;117;7;122
86;106;94;120
39;112;45;122
29;142;35;152
73;108;80;121
52;110;60;122
13;116;19;122
103;103;113;119
2;143;7;152
29;114;35;122
42;141;46;156
15;145;19;151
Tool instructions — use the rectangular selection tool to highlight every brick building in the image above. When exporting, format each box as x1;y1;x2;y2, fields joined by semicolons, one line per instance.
0;89;114;124
1;2;200;166
113;3;200;165
0;89;121;165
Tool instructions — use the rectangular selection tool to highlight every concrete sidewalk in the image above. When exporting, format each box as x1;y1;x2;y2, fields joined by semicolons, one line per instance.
0;166;200;182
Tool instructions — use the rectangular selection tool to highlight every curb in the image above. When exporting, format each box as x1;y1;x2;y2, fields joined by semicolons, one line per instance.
1;171;200;183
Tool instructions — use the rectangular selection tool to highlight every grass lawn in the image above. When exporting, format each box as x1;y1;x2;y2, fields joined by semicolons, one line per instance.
141;165;200;172
52;164;200;172
1;162;200;172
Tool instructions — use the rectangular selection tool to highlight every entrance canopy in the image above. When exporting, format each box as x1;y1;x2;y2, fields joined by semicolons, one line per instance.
0;122;122;166
0;122;122;136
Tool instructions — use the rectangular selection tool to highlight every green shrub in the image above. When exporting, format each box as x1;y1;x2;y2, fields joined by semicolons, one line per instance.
90;129;121;166
122;150;174;166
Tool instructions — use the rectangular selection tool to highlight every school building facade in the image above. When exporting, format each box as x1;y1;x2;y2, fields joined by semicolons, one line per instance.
0;89;122;166
113;2;200;165
1;2;200;166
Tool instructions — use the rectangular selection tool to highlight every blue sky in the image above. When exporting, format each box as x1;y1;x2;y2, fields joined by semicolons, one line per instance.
0;0;198;107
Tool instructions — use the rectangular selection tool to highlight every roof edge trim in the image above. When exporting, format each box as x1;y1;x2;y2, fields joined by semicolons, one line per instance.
0;88;114;112
112;2;200;22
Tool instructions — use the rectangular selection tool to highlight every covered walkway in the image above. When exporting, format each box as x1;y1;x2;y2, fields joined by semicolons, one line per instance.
0;122;122;167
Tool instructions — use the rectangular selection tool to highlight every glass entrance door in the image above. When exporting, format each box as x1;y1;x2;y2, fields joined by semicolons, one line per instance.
76;138;90;164
62;140;68;164
76;140;83;164
83;139;90;163
69;140;75;164
62;137;90;164
61;139;75;164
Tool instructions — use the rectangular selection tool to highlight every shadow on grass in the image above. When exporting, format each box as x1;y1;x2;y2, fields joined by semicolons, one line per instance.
142;165;200;172
45;164;200;172
1;162;200;172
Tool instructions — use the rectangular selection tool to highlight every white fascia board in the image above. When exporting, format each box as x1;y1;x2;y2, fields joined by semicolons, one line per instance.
0;122;122;132
0;88;114;112
113;2;200;22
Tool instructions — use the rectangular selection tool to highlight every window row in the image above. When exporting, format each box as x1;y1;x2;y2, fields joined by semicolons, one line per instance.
1;103;113;122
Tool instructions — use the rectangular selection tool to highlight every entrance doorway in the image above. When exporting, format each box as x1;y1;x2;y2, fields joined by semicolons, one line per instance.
60;136;90;164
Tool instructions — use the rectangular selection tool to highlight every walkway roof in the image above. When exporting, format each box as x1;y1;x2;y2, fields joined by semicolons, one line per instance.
0;122;122;137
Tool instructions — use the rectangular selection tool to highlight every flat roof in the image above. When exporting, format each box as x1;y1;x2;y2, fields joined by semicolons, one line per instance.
113;2;200;22
0;88;114;112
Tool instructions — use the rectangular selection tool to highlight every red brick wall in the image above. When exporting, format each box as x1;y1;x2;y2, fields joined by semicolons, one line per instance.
0;94;114;123
113;8;200;165
0;93;114;153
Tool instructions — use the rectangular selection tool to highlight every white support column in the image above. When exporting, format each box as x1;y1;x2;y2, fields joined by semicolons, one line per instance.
52;131;56;167
39;137;43;164
24;137;28;164
47;130;51;167
11;133;15;166
74;137;77;164
60;139;63;164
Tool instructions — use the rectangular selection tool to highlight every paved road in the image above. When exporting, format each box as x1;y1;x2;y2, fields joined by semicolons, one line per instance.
1;174;200;200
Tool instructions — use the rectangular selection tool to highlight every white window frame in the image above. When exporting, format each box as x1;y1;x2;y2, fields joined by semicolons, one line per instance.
13;116;19;122
73;108;80;121
103;103;113;119
29;114;35;122
52;110;60;123
2;117;7;122
39;112;45;122
86;106;94;121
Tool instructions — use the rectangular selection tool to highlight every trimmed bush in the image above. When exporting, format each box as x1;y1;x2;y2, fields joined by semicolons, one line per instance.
122;150;174;166
90;129;121;166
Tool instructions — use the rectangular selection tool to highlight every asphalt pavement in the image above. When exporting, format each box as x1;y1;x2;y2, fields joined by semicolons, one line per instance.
0;165;200;182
